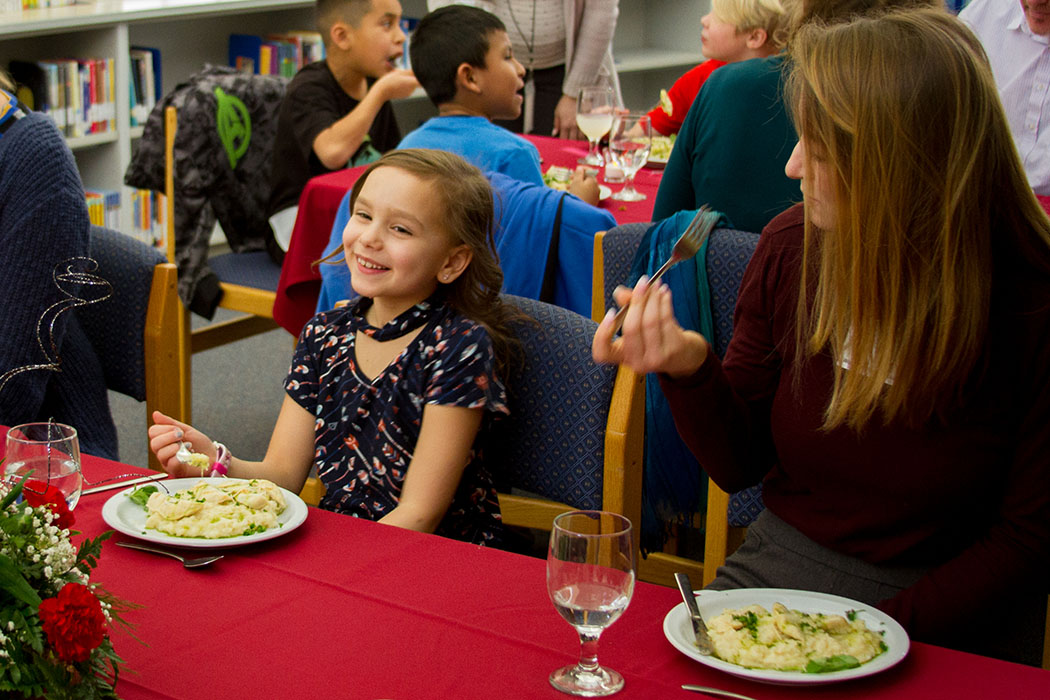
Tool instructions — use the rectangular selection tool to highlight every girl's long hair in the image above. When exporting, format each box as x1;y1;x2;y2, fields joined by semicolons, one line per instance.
346;149;521;377
786;7;1050;430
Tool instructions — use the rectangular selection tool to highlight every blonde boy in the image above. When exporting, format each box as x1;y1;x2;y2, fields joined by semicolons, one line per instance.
649;0;785;136
268;0;420;252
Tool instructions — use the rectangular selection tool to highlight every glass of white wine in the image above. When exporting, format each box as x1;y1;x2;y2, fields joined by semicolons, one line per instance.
608;114;652;202
576;86;614;166
4;422;83;511
547;510;635;696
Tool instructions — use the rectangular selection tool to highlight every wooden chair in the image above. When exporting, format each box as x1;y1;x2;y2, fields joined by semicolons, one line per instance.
490;295;644;555
591;222;762;587
162;105;283;425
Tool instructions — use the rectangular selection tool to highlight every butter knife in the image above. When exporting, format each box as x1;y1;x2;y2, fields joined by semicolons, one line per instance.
681;686;757;700
82;473;168;495
674;572;713;655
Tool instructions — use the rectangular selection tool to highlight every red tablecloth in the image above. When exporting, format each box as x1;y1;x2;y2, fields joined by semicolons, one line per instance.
273;135;663;336
54;451;1050;699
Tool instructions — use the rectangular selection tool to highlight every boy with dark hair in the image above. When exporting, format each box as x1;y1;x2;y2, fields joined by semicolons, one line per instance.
398;5;545;187
267;0;419;254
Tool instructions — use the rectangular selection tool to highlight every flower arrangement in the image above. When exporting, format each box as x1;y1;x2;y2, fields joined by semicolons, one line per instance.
0;475;131;698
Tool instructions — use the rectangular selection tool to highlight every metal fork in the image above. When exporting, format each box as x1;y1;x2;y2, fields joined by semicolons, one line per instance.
609;205;717;334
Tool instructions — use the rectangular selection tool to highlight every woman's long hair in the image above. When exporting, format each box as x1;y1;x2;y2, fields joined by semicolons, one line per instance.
786;7;1050;430
344;149;521;377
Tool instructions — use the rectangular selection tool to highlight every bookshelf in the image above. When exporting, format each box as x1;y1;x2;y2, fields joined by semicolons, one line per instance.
0;0;706;232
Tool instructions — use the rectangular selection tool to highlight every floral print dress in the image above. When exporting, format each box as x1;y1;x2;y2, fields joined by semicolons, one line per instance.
285;299;508;544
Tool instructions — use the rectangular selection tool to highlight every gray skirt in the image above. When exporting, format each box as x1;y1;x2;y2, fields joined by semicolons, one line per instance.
706;509;1046;666
707;509;927;605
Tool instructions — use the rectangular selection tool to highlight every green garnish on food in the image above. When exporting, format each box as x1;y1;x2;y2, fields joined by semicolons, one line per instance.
732;611;760;638
846;609;858;621
805;654;861;673
128;485;159;507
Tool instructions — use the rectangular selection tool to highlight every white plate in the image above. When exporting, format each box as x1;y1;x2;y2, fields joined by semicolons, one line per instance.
101;477;308;549
663;588;909;686
646;155;668;169
599;184;612;200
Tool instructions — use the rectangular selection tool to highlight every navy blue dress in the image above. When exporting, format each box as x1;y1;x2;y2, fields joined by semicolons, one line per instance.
286;300;508;544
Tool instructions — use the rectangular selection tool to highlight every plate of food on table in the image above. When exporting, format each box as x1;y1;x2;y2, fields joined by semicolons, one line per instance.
664;587;909;685
102;476;308;548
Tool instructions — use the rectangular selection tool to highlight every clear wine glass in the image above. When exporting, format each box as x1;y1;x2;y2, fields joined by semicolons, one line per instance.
547;510;635;696
608;114;652;202
576;86;615;166
4;422;83;510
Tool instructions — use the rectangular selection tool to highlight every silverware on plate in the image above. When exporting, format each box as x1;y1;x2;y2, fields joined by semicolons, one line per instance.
674;572;714;656
116;541;223;569
681;685;758;700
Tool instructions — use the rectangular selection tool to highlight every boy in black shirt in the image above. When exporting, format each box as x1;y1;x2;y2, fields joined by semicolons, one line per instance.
267;0;419;255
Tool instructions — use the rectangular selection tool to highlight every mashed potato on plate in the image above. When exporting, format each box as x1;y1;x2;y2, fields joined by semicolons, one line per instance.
145;478;286;539
707;602;887;672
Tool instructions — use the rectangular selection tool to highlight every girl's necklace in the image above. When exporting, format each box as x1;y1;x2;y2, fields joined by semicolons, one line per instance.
348;295;442;342
506;0;537;132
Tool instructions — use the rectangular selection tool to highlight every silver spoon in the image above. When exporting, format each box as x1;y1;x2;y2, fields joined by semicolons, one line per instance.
681;686;758;700
116;541;223;568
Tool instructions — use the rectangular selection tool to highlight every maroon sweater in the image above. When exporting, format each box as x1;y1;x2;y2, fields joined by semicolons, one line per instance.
660;204;1050;643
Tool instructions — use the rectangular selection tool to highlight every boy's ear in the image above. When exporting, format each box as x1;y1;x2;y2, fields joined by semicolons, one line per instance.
441;245;474;283
745;27;768;49
330;21;354;51
456;62;484;96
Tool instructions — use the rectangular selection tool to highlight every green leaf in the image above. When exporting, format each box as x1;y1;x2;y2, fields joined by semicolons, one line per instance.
127;485;158;507
0;553;42;607
805;654;861;673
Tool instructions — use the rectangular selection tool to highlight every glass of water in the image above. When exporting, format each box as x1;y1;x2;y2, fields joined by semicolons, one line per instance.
547;510;635;696
608;114;652;202
4;422;83;511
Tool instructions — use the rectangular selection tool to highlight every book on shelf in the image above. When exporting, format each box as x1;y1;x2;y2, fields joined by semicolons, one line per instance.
84;188;121;229
8;49;158;135
229;32;324;76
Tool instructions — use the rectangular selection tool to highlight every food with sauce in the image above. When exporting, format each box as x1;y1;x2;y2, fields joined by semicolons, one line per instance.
706;603;887;672
143;478;286;538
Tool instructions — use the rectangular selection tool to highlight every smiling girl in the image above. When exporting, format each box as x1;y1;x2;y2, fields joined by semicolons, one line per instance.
150;149;519;545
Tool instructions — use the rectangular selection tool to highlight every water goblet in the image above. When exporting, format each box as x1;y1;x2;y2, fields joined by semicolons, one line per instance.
547;510;635;696
576;86;615;166
608;114;652;202
4;422;83;510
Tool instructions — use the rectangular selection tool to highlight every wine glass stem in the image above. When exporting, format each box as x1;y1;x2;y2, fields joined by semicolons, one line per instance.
588;139;600;160
576;631;602;673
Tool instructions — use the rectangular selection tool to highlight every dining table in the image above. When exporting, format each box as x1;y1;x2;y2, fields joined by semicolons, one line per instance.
47;449;1050;699
273;135;663;336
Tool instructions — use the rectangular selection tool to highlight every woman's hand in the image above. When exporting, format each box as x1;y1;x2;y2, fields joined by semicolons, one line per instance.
148;410;216;477
553;95;582;140
591;276;710;377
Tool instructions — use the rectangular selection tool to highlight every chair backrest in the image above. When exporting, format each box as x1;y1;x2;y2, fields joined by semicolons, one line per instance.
77;225;187;468
484;295;644;552
78;226;167;401
591;222;650;322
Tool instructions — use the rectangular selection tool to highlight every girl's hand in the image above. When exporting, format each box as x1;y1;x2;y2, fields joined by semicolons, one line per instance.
591;276;710;377
148;411;216;477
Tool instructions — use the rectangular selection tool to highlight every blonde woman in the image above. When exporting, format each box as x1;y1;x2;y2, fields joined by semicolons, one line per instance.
594;8;1050;662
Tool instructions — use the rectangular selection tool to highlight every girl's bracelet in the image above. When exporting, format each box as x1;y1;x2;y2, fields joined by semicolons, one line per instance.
210;442;231;477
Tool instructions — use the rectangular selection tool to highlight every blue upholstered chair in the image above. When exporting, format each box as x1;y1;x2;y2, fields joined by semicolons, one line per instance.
591;222;651;322
77;226;186;469
590;223;764;586
485;295;644;553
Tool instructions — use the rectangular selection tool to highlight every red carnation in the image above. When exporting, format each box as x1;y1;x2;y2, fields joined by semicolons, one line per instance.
38;583;106;663
22;480;75;529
